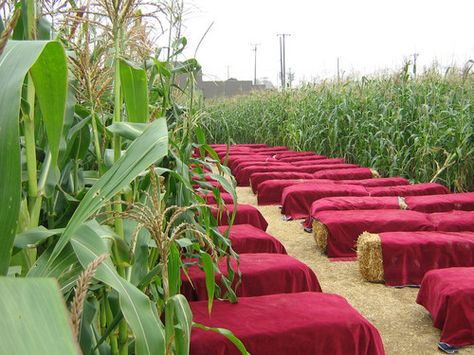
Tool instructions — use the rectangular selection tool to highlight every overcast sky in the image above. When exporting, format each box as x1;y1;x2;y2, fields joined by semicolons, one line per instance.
181;0;474;85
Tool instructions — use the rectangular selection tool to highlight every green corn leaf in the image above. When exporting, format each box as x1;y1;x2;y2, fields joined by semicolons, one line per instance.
193;322;249;355
43;118;168;272
107;122;147;140
0;40;67;275
120;59;149;123
0;277;80;355
199;251;215;314
71;221;165;355
167;294;193;355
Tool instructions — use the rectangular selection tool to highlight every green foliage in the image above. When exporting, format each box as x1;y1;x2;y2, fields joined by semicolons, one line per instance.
0;277;79;355
203;70;474;191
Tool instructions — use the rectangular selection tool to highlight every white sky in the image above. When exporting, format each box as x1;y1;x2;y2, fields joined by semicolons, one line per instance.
181;0;474;85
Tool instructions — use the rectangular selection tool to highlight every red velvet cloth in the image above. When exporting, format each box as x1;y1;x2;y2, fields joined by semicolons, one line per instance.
335;177;409;187
190;292;385;355
312;167;374;180
281;184;369;219
274;152;321;159
380;231;474;286
252;146;288;153
293;158;346;165
259;177;409;206
316;210;435;257
290;158;347;166
250;172;315;193
416;267;474;347
237;164;355;186
227;155;274;171
278;155;328;162
233;161;290;176
181;253;321;301
406;192;474;213
217;225;287;254
197;192;235;205
429;210;474;232
257;179;333;205
210;204;268;231
303;196;402;229
368;183;449;197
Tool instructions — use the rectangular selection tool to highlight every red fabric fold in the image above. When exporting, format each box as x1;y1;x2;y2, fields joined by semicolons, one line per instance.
190;292;385;355
237;163;355;186
380;231;474;286
368;183;449;196
316;210;434;257
281;184;370;219
181;253;321;301
250;172;315;193
312;167;374;180
417;267;474;347
304;196;402;229
210;204;268;231
274;152;321;159
217;224;287;254
277;155;328;162
429;210;474;232
406;192;474;213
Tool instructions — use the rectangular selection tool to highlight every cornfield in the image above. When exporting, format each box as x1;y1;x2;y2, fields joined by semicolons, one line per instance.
203;67;474;191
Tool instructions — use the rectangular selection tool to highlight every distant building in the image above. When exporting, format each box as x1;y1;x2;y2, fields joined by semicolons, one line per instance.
195;71;266;99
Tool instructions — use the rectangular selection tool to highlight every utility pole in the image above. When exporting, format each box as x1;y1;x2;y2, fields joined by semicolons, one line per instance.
226;65;230;80
277;33;291;89
413;53;419;78
251;43;260;85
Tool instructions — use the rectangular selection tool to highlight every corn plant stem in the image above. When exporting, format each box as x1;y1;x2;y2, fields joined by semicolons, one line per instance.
105;293;119;355
112;25;128;355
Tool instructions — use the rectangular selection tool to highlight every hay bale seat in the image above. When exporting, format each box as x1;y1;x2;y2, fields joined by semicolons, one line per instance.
357;231;474;285
417;267;474;348
303;196;407;230
181;253;322;301
236;162;348;186
210;203;268;231
310;210;435;258
217;224;287;255
405;192;474;213
258;177;407;207
190;292;385;355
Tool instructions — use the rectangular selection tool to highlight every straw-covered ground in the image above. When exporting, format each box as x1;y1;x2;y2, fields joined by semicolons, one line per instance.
236;186;474;355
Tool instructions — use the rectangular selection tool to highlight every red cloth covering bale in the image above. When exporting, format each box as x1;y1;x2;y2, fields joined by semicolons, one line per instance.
303;196;403;229
258;177;409;206
293;158;346;165
257;179;333;205
251;146;288;154
417;267;474;347
237;163;355;186
281;184;369;219
317;210;435;257
429;210;474;232
190;292;385;355
335;177;409;187
233;161;290;176
312;167;374;180
406;192;474;213
380;231;474;286
278;155;328;162
368;183;449;197
274;151;321;159
217;224;287;254
227;155;274;171
250;172;315;193
197;192;235;205
290;158;346;166
210;204;268;231
181;253;321;301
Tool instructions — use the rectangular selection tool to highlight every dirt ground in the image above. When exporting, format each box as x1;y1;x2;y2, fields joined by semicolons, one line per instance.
236;186;474;355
